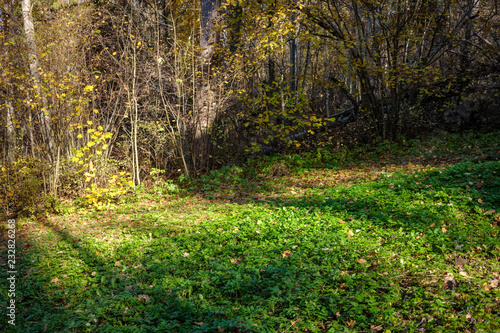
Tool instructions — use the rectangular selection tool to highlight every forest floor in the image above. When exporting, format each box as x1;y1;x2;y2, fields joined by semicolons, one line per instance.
2;131;500;332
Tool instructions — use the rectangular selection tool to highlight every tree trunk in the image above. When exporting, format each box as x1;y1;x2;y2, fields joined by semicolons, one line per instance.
22;0;54;161
5;102;15;163
195;0;220;171
198;0;220;136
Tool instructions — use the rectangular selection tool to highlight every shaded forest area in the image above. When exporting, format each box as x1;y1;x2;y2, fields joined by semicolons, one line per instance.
1;0;499;215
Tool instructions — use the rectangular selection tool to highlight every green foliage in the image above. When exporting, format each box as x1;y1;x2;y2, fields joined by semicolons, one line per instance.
5;133;499;332
198;165;246;191
149;168;180;195
241;84;326;152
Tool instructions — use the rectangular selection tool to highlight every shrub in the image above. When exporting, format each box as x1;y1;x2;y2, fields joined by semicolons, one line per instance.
0;158;51;216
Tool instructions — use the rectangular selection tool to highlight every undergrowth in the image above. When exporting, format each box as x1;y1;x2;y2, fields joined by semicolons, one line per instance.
1;131;499;332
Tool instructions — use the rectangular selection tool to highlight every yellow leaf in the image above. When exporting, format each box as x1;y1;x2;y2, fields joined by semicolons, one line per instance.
93;109;99;114
77;134;83;139
282;250;292;258
98;126;103;131
87;121;93;125
347;230;354;238
87;141;95;147
84;85;94;92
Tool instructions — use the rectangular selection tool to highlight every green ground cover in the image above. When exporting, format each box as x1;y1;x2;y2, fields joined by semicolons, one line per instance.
1;132;499;332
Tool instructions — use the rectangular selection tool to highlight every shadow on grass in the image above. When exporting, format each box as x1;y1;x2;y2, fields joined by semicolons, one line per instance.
2;159;499;332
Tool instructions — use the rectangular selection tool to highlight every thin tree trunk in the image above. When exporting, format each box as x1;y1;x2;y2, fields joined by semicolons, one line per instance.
131;38;140;186
289;35;297;94
2;2;15;163
5;102;15;163
301;40;311;90
323;44;330;117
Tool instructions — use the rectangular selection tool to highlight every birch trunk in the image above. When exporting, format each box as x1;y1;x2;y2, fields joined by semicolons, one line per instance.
22;0;54;161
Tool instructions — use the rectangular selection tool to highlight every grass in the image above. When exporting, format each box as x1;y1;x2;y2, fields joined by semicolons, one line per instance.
1;131;499;332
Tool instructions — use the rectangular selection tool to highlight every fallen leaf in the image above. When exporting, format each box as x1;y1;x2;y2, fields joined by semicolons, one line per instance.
347;319;356;328
357;258;367;264
346;230;354;238
370;324;383;332
125;285;133;289
114;261;121;266
443;273;457;290
429;223;436;228
484;209;495;215
183;252;190;258
282;250;292;258
478;198;483;203
138;294;150;302
442;227;447;233
51;278;60;284
194;322;204;326
230;257;242;264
